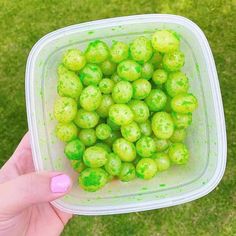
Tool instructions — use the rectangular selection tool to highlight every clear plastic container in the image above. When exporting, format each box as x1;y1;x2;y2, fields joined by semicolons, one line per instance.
25;14;227;215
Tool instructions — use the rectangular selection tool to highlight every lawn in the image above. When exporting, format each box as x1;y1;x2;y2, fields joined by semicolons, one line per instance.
0;0;235;235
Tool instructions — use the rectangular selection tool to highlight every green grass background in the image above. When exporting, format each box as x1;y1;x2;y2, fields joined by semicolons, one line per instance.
0;0;235;235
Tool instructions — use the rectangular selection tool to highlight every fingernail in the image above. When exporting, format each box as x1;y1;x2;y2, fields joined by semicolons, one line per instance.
51;174;71;193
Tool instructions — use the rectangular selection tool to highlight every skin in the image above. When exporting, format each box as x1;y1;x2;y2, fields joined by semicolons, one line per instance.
163;51;185;72
78;129;97;146
55;122;78;142
64;139;85;160
112;80;133;103
136;158;157;180
145;89;167;111
136;136;156;158
0;133;72;236
132;79;152;99
128;100;150;123
74;109;99;129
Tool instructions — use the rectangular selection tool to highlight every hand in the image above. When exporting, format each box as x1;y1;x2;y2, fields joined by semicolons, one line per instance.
0;132;73;236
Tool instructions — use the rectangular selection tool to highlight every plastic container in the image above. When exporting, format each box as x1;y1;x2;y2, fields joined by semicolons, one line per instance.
25;14;227;215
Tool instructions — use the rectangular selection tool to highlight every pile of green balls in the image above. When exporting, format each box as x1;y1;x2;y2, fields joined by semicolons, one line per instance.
54;30;198;192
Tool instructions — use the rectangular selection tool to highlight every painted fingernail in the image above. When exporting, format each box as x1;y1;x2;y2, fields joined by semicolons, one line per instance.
51;174;71;193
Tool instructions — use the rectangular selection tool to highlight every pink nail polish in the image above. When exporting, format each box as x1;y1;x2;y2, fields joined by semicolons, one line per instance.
51;174;71;193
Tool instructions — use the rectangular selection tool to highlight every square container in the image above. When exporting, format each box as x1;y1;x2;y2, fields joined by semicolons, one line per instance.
25;14;227;215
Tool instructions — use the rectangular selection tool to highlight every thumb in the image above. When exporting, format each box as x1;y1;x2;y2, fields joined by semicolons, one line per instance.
0;172;71;215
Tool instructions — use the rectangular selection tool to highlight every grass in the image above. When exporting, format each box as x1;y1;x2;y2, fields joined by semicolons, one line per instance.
0;0;235;235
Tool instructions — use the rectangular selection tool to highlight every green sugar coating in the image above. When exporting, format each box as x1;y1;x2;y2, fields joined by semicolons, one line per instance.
79;63;103;86
152;69;168;85
119;163;136;182
54;97;77;123
121;121;141;142
145;89;167;111
96;95;114;118
55;122;78;142
99;78;115;94
168;143;189;165
96;123;112;140
64;139;85;160
171;93;198;113
163;51;185;72
152;30;180;53
62;49;86;71
136;136;156;158
78;128;97;146
112;81;133;103
57;65;83;99
132;79;151;99
74;109;99;129
128;100;150;123
136;158;157;179
130;36;153;64
141;62;154;80
80;85;102;111
95;142;112;153
70;159;85;173
138;120;152;136
150;51;163;69
113;138;136;162
104;130;121;146
152;112;174;139
153;137;170;152
165;71;189;97
105;152;122;176
79;168;108;192
170;128;187;143
111;73;122;83
152;152;170;171
110;41;129;63
85;40;109;64
117;60;142;81
100;60;117;76
109;104;134;126
106;117;120;131
83;146;108;168
171;112;192;128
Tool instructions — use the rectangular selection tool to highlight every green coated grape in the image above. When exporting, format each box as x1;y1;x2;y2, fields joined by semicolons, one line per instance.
130;36;153;64
128;100;150;123
145;89;167;111
64;139;85;160
152;112;174;139
112;81;133;103
105;153;122;176
111;73;122;83
70;159;86;173
62;49;86;71
74;109;99;128
150;51;162;69
153;137;170;152
79;64;102;86
163;51;185;72
110;41;129;63
109;104;134;126
152;30;180;53
168;143;189;165
85;40;109;64
136;158;157;180
136;136;156;158
113;138;136;162
106;117;120;131
152;152;170;171
96;95;114;118
100;60;117;76
55;122;78;142
139;120;152;136
132;79;151;99
54;97;77;123
170;128;186;143
95;142;112;153
104;130;121;146
172;112;192;128
96;123;112;140
165;71;189;97
121;121;141;142
79;168;108;192
171;93;198;113
78;128;97;146
83;146;108;168
117;60;142;82
80;85;102;111
141;62;154;80
152;69;168;85
99;79;115;94
118;163;136;182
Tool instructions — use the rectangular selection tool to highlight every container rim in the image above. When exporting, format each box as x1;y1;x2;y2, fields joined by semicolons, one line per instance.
25;14;227;215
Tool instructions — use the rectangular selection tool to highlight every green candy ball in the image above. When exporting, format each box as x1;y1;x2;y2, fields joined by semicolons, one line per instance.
112;81;133;103
99;79;115;94
104;130;121;146
55;122;78;142
78;128;97;146
113;138;136;162
121;121;141;142
136;158;157;180
168;143;189;165
110;41;129;63
95;142;112;153
153;137;170;152
100;60;117;76
96;123;112;140
96;95;114;118
64;139;85;160
170;128;187;143
105;153;122;176
79;168;108;192
128;100;150;123
132;79;151;99
163;51;185;72
70;159;86;173
152;69;168;85
74;109;99;128
145;89;167;111
136;136;156;158
171;112;192;128
152;152;170;171
138;120;152;136
106;117;120;131
150;51;163;69
111;73;122;83
141;62;154;80
119;163;136;182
